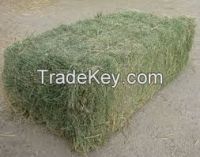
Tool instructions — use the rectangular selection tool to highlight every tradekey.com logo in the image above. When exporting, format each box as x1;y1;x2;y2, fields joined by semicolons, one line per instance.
37;69;163;88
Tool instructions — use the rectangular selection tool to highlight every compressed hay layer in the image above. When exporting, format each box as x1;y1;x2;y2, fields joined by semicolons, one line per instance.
3;11;195;152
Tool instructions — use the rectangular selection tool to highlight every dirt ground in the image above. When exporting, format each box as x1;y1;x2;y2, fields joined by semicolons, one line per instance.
0;0;200;157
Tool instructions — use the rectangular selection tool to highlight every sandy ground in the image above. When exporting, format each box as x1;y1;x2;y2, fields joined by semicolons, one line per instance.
0;0;200;157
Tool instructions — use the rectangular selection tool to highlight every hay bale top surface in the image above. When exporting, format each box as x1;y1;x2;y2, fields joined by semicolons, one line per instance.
6;12;194;71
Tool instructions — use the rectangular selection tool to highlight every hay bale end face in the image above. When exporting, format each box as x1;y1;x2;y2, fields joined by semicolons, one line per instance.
3;12;195;153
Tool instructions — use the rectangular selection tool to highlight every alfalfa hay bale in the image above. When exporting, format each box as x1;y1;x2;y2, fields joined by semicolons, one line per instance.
3;11;195;153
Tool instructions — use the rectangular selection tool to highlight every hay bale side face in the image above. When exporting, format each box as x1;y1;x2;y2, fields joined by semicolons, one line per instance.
3;12;195;152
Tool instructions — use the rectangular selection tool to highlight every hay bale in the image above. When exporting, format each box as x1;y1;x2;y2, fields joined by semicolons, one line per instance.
3;11;195;152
